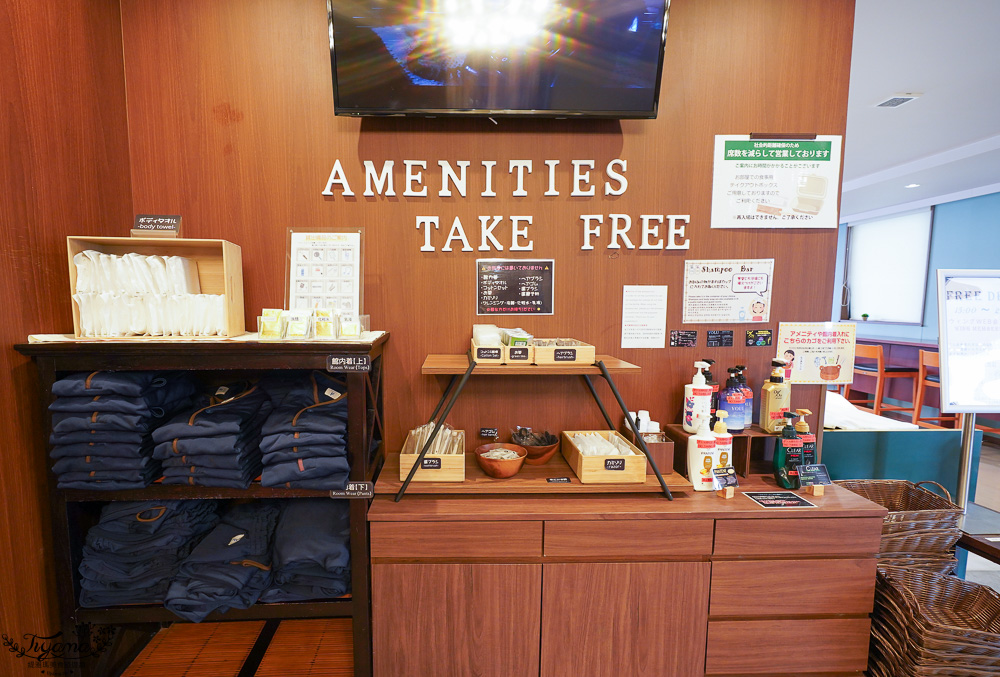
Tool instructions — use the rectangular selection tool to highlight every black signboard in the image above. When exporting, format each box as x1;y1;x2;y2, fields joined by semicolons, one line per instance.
420;458;442;469
546;477;572;483
479;427;499;439
707;330;734;347
133;214;182;233
746;329;773;347
477;259;554;315
327;354;371;372
670;330;698;347
328;481;374;498
711;466;739;490
507;346;531;362
797;463;832;487
604;458;626;471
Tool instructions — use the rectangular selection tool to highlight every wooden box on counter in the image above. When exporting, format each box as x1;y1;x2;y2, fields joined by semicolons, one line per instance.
532;339;596;365
560;430;646;483
66;236;244;338
623;428;676;476
398;429;467;482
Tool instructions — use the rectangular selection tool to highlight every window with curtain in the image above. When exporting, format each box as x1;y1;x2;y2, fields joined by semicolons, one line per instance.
844;208;933;323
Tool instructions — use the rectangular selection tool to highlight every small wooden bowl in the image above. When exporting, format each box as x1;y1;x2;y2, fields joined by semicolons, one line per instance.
522;440;560;466
474;443;527;479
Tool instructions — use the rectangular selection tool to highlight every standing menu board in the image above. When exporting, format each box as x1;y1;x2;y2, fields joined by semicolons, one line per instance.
477;259;554;315
937;270;1000;413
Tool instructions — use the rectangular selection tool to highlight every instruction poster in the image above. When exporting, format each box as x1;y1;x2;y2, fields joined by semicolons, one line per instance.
682;259;774;324
288;231;362;315
775;322;856;384
937;271;1000;412
621;285;668;349
711;135;843;229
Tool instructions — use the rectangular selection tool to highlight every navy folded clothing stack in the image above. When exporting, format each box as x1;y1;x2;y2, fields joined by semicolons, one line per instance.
259;499;351;603
79;500;218;607
151;382;272;489
49;372;195;490
259;372;351;491
165;501;281;622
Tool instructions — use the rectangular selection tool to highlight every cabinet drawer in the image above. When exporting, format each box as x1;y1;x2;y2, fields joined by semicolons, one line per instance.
371;521;542;559
705;619;871;674
544;520;713;557
714;518;882;557
710;559;876;617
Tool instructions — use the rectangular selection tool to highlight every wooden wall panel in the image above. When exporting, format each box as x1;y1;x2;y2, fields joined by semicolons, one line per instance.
120;0;855;452
0;0;132;674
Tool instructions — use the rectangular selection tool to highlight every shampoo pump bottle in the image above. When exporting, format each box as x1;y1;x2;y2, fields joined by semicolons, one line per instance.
718;368;746;433
683;361;713;433
702;358;720;427
759;359;790;433
687;416;717;491
736;365;754;424
795;408;816;465
773;411;804;489
712;410;733;469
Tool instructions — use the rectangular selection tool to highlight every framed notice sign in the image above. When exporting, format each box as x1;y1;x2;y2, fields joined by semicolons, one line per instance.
937;270;1000;413
286;228;363;316
477;259;554;315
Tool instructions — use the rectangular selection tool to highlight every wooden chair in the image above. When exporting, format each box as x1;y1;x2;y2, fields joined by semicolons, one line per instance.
912;349;960;428
843;343;918;416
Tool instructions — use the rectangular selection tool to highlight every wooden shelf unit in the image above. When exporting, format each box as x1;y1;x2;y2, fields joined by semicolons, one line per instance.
15;336;388;677
664;423;778;478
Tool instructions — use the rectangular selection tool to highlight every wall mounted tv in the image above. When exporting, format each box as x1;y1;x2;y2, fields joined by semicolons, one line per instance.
328;0;670;119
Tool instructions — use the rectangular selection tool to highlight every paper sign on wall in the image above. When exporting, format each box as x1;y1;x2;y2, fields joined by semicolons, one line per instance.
710;135;843;229
775;322;856;384
682;259;774;324
621;285;668;349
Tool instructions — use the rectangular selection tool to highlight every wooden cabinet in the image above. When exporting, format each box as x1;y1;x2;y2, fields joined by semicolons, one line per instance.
541;562;710;677
371;563;541;677
369;486;886;676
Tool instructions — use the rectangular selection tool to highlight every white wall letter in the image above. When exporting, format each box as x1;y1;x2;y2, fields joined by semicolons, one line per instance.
608;214;635;249
604;159;628;196
509;216;533;251
481;160;497;197
479;216;504;251
509;160;533;197
438;160;469;197
416;216;439;252
666;215;691;250
363;160;395;197
580;215;603;250
321;159;354;196
571;160;596;196
442;216;473;252
544;160;560;196
403;160;428;197
639;214;664;249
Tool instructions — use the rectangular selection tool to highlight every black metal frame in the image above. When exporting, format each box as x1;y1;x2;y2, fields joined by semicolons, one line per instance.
396;354;672;501
16;337;389;677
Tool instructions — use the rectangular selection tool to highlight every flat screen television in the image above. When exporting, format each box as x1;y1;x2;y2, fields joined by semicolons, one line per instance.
328;0;670;119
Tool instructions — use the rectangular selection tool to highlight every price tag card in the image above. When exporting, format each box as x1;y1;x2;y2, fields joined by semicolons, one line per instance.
711;466;739;490
546;477;572;483
743;491;817;508
797;463;832;486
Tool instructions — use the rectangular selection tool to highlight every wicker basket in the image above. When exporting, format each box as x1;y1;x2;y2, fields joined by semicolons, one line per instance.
876;553;958;576
835;479;963;528
878;529;964;555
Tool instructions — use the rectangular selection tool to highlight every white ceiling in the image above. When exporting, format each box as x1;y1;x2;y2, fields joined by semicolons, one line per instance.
840;0;1000;222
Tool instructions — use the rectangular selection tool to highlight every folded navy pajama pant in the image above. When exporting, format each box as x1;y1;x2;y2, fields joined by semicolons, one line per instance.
259;499;351;603
165;502;281;622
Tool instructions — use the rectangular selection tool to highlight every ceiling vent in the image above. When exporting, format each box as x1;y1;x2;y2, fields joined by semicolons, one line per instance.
875;93;921;108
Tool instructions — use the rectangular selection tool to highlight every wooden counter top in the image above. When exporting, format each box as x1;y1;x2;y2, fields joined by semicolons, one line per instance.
368;477;888;521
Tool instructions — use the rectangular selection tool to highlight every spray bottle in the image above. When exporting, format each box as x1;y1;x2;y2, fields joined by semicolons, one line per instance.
759;358;790;433
795;408;816;466
712;410;733;470
718;368;746;433
687;416;717;491
683;361;713;433
773;411;803;489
